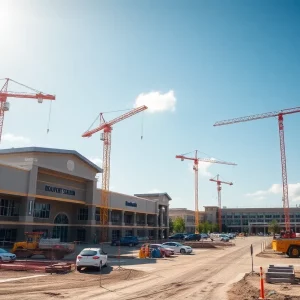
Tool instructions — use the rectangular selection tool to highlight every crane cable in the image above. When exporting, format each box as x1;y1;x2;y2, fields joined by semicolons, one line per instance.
141;111;144;140
47;101;52;134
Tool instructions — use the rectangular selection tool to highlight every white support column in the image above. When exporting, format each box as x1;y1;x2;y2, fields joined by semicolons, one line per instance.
108;209;112;225
121;210;125;226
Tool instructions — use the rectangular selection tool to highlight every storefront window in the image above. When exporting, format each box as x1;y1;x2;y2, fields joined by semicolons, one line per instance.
33;203;50;219
0;199;19;217
78;207;88;221
0;229;17;242
95;208;100;222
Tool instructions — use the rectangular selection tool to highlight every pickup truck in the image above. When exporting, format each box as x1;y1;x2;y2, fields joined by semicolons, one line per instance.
111;236;139;247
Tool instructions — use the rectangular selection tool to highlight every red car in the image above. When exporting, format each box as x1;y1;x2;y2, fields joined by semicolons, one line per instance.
150;244;174;257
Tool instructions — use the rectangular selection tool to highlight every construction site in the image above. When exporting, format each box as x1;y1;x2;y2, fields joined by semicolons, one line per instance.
1;1;300;299
0;75;299;300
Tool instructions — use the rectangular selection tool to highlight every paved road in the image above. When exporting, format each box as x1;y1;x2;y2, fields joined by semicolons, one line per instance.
73;236;275;300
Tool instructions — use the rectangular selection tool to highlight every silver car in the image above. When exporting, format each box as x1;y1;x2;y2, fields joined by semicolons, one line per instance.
0;248;16;263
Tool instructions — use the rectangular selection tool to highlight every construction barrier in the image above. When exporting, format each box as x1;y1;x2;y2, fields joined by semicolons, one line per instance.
259;266;265;299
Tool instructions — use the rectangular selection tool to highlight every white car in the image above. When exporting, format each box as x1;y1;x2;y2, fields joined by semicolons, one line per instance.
76;248;108;272
162;242;193;254
0;248;16;262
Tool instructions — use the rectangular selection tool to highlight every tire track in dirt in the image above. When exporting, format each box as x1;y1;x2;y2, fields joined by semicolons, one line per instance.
123;239;262;300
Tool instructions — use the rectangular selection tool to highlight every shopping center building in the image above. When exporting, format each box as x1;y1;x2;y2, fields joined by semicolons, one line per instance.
0;147;171;243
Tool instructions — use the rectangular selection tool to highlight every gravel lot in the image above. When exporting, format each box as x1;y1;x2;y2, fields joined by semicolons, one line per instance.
1;236;299;300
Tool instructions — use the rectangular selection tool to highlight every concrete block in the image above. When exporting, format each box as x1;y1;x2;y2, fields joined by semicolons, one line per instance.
269;264;294;269
266;272;295;279
266;277;295;284
267;268;294;273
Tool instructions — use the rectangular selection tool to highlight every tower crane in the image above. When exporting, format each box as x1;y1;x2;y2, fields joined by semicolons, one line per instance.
0;78;56;142
175;150;237;232
82;105;148;242
214;106;300;234
209;174;233;233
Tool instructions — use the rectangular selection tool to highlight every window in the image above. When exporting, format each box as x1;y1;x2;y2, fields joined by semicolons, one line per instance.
33;203;50;219
0;229;17;242
111;213;120;223
80;250;97;256
112;230;120;240
0;199;19;217
77;229;86;242
78;207;88;221
95;208;100;221
125;230;133;236
187;216;195;223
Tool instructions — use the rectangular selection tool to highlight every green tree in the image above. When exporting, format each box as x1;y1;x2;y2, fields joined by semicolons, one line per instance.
202;221;210;233
268;220;280;238
169;218;174;233
196;223;204;233
211;223;219;233
173;217;185;233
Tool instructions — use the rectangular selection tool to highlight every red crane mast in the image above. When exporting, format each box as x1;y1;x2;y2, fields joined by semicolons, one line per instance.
0;78;56;142
82;105;147;242
176;151;236;232
209;174;233;233
214;106;300;232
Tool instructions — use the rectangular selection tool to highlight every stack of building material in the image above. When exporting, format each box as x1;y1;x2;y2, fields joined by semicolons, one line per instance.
265;265;295;284
45;262;73;274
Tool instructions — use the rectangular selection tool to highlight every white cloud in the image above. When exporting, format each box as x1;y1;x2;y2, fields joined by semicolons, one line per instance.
1;133;30;146
188;158;216;177
245;183;300;202
89;157;102;167
134;90;176;113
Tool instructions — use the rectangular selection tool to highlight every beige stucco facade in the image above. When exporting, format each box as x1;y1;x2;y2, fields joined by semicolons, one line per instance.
0;147;171;244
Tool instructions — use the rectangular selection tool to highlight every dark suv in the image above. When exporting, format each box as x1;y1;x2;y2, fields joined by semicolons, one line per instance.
111;236;139;247
184;234;201;241
168;233;186;240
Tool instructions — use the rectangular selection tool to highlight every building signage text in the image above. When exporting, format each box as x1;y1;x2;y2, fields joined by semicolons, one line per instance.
125;201;137;208
45;185;76;196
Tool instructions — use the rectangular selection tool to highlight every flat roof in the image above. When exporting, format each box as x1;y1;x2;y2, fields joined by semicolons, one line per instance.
134;192;172;201
0;147;102;173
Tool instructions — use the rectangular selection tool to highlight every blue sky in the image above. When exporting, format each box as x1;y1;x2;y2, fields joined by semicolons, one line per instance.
1;0;300;210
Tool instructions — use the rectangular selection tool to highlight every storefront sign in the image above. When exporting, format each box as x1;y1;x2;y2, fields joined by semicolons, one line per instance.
125;201;137;208
45;185;76;196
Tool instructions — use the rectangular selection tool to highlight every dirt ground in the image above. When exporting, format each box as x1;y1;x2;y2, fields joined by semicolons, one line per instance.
257;248;289;259
0;237;296;300
228;272;300;300
0;268;147;300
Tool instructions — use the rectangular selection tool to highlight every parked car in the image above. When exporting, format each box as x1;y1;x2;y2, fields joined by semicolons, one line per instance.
111;236;139;247
0;248;16;263
168;233;185;240
162;242;193;254
219;234;230;242
184;234;201;241
145;244;174;257
228;233;235;239
76;248;107;272
200;233;209;239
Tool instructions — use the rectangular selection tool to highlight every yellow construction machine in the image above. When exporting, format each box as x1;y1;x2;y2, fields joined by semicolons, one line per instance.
272;230;300;258
11;232;75;260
